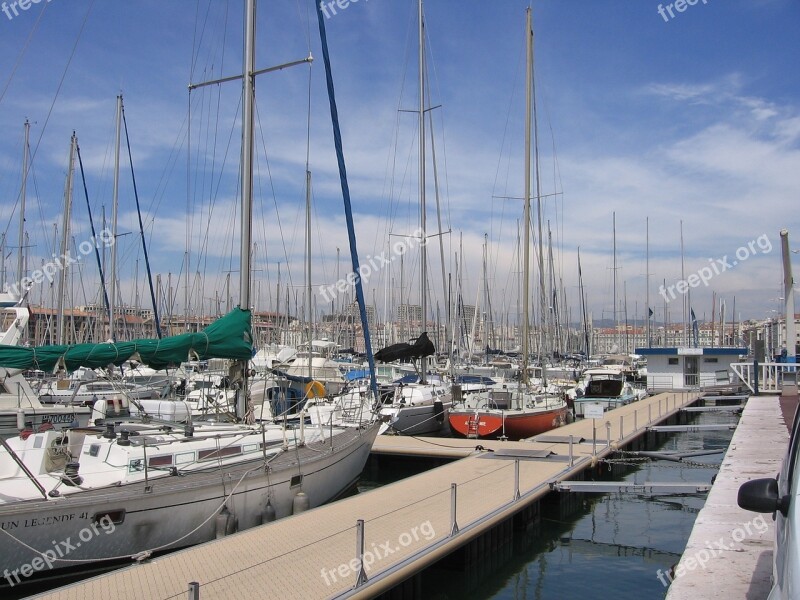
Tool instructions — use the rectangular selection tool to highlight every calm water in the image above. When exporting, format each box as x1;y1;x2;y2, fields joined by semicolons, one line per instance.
358;409;737;600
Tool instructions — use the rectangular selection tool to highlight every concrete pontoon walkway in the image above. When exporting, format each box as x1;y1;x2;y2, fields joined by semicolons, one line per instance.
35;391;698;600
666;394;791;599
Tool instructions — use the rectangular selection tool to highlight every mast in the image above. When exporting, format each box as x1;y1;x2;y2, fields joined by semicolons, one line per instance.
57;133;77;345
646;216;650;347
109;95;122;341
306;168;313;380
680;220;687;346
532;7;547;387
17;119;29;300
613;211;618;352
418;0;428;384
521;6;533;387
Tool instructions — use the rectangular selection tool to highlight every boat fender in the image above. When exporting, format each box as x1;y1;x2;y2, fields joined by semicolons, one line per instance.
434;400;445;423
262;499;277;523
305;381;325;399
215;507;237;538
566;411;575;424
292;491;310;514
16;409;25;430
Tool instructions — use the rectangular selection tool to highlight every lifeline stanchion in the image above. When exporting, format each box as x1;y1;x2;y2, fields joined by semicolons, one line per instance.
188;582;200;600
514;458;521;500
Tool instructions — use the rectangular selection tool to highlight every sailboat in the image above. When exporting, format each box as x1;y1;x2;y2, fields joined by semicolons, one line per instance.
373;0;452;436
448;6;568;441
0;0;380;583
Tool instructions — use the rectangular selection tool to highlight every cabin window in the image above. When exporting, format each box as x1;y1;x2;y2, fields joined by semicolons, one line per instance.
668;358;679;365
198;446;242;461
175;452;195;465
88;444;101;457
128;459;144;473
148;455;173;468
243;444;259;454
290;474;303;488
703;358;719;364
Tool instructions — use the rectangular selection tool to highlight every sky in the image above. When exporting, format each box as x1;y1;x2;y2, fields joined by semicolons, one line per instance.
0;0;798;332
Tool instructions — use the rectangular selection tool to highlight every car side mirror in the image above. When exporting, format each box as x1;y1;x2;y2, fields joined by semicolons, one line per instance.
738;478;789;516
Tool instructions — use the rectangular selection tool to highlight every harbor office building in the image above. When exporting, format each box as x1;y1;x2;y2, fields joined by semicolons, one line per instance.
635;347;748;392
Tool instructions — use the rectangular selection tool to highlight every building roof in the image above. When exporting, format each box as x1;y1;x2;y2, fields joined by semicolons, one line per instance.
634;347;748;356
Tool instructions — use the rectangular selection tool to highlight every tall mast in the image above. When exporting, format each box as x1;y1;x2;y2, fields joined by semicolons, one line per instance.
522;7;533;387
109;95;122;341
57;133;77;345
240;0;255;313
646;216;650;347
235;0;257;419
17;119;29;299
418;0;427;384
613;211;618;352
680;220;687;346
531;8;547;386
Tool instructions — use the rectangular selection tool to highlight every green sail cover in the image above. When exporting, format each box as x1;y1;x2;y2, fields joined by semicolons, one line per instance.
0;308;253;372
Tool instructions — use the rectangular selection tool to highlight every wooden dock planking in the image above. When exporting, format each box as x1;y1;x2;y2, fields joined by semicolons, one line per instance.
665;394;788;599
35;391;699;600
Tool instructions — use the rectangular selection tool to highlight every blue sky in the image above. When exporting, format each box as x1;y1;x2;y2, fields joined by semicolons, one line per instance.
0;0;798;330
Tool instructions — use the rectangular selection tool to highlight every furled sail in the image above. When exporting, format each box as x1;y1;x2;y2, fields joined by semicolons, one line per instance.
374;332;435;363
0;308;253;373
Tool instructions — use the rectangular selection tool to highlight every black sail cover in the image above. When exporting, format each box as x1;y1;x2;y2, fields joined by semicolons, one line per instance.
374;332;435;363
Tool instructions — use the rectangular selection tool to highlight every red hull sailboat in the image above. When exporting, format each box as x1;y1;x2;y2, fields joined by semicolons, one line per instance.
448;392;568;440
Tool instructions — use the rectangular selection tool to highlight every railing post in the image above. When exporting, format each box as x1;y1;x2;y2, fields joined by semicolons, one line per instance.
355;519;367;587
648;403;652;425
619;415;624;441
450;483;459;535
514;458;521;500
754;360;760;396
569;435;574;467
188;582;200;600
605;421;611;448
634;409;638;432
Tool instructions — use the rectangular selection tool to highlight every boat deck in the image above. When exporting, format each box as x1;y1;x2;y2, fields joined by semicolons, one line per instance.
666;393;791;599
37;391;699;600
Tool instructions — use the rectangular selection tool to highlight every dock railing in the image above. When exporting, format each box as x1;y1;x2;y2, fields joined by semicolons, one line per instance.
731;361;797;394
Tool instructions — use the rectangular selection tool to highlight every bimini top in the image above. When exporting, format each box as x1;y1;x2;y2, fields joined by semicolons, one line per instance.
634;347;748;356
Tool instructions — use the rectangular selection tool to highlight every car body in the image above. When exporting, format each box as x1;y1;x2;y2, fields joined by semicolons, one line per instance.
738;405;800;599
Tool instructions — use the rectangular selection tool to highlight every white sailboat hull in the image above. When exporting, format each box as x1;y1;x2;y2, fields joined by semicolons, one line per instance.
0;423;379;578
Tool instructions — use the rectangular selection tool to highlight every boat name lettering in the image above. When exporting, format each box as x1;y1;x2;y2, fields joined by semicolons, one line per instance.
22;514;78;528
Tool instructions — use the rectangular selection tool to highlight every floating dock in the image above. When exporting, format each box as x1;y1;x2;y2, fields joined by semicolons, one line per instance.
665;392;792;599
36;391;702;600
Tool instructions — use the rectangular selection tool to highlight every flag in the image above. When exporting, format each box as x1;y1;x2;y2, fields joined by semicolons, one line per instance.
690;308;699;348
648;307;654;318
